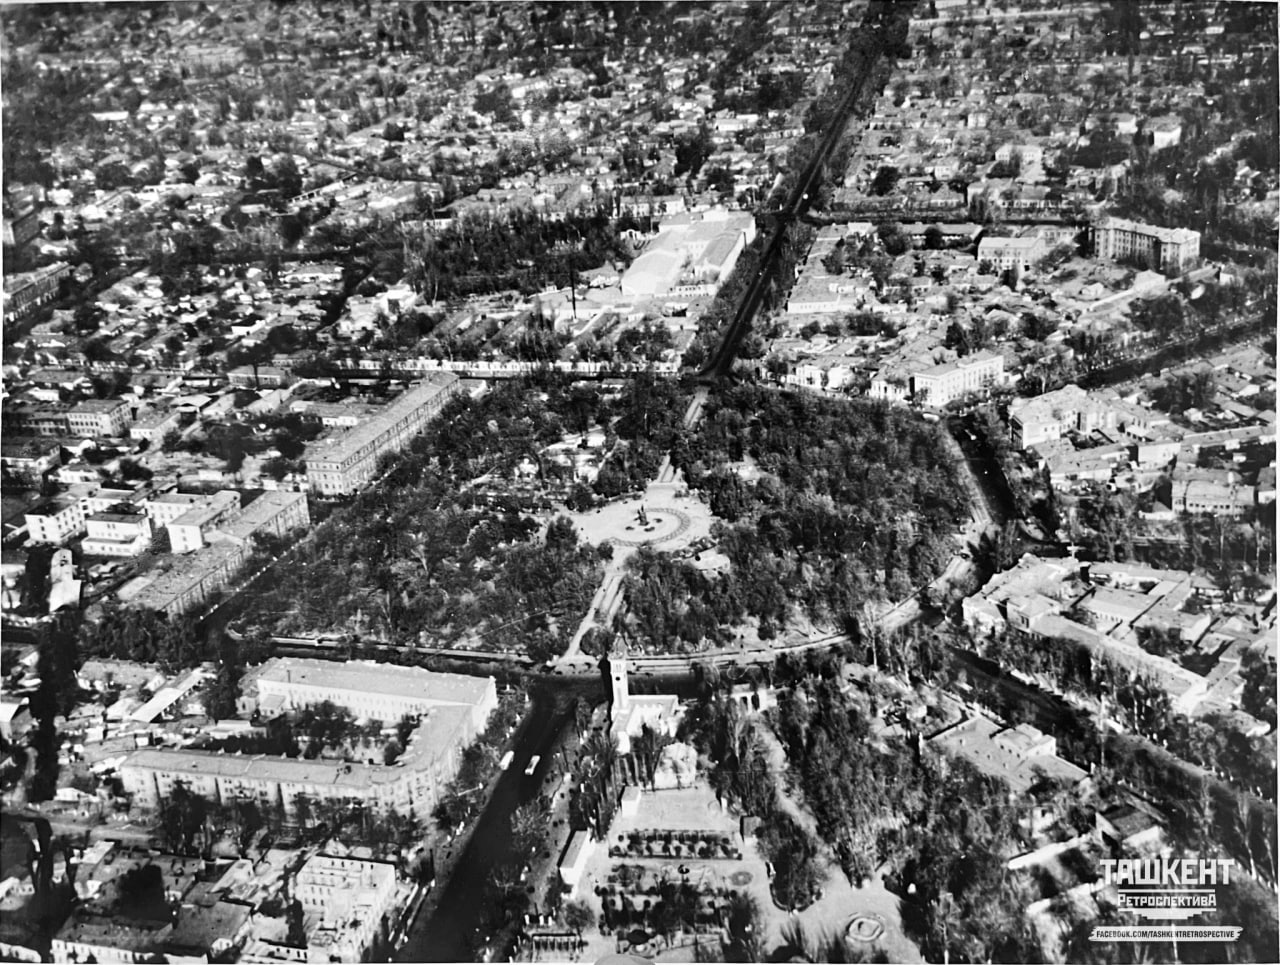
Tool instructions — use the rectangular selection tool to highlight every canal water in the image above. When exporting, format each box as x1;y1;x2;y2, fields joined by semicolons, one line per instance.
396;671;702;961
396;690;574;962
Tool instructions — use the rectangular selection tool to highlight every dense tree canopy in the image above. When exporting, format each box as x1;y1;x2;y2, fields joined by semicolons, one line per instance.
620;387;966;650
405;209;633;300
237;375;685;655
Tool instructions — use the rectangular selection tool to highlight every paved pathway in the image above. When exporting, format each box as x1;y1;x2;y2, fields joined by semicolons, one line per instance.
555;387;713;671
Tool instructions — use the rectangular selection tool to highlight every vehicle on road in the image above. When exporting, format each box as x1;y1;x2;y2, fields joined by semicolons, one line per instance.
524;755;540;777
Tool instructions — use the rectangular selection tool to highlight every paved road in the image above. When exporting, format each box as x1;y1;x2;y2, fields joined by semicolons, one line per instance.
701;10;900;379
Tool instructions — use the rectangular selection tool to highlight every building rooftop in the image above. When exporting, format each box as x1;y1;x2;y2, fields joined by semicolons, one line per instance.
1100;802;1164;840
1096;216;1199;244
169;491;243;530
916;348;1003;379
166;899;251;955
123;704;471;789
87;512;147;525
70;398;129;413
54;915;171;951
118;541;245;609
929;714;1087;795
218;492;307;542
1084;586;1160;624
303;373;459;468
980;235;1045;250
1009;383;1090;425
27;494;80;516
1087;561;1196;589
256;657;494;709
560;828;593;870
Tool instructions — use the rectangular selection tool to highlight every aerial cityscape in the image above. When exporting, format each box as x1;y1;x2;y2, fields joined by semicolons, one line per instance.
0;1;1276;963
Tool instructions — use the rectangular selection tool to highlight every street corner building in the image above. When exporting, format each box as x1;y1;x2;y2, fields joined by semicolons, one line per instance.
118;658;498;821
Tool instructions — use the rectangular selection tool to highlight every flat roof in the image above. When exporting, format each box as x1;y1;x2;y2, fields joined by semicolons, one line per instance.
560;829;593;869
27;495;80;515
124;705;472;787
169;491;242;529
150;492;211;506
303;374;459;468
979;235;1045;250
121;542;244;608
257;657;493;709
1097;216;1199;244
87;512;148;524
219;492;306;541
129;687;185;723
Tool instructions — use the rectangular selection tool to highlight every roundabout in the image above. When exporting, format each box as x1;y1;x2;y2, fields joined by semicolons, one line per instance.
570;494;709;556
607;506;692;547
846;913;886;943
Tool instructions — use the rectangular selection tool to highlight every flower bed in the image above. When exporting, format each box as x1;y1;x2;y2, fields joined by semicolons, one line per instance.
608;829;742;861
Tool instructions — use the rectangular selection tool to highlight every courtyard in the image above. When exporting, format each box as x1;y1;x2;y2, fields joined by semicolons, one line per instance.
565;781;921;963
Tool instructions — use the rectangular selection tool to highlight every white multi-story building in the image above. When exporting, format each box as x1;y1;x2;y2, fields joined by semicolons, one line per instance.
619;209;756;298
1092;217;1200;275
295;855;398;962
1008;384;1169;451
123;492;310;617
303;374;461;496
977;235;1047;274
252;658;497;733
129;408;182;444
994;143;1044;168
911;350;1004;407
1174;478;1252;517
144;491;234;528
81;512;152;557
165;491;244;553
25;496;86;545
66;399;132;438
1008;384;1092;450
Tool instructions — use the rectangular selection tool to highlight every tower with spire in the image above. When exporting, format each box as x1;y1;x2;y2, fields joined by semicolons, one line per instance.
605;635;679;757
607;636;630;715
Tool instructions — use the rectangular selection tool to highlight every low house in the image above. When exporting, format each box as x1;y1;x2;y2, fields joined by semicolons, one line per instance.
558;830;595;898
1097;801;1167;854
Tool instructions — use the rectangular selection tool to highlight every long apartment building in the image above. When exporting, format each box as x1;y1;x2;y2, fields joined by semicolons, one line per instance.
122;491;310;616
302;373;462;496
119;662;497;821
5;398;133;438
2;261;70;319
1092;217;1200;276
250;657;497;733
